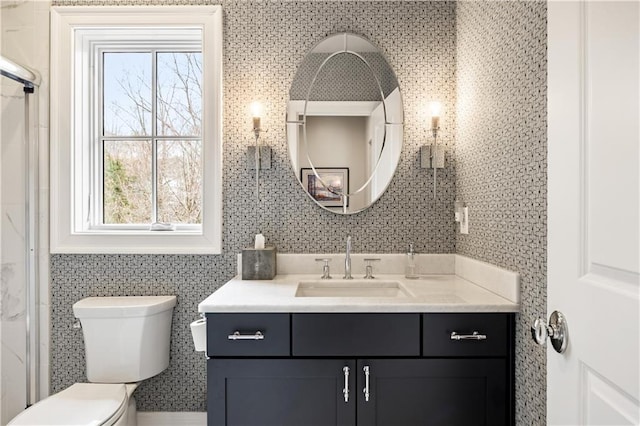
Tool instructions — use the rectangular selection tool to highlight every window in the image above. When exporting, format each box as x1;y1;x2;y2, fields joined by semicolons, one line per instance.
100;48;203;228
51;6;222;253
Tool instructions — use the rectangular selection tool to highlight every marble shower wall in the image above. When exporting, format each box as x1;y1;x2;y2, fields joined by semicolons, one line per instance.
50;0;458;412
456;1;547;424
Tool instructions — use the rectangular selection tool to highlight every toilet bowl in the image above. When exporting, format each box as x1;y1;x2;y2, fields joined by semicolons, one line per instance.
9;296;177;426
9;383;137;426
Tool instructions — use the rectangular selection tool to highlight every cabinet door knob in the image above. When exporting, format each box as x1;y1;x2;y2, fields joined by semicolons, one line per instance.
450;331;487;340
342;366;350;403
227;331;264;340
363;365;370;402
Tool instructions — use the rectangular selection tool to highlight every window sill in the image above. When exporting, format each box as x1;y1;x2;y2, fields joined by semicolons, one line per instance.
51;230;221;254
79;228;202;235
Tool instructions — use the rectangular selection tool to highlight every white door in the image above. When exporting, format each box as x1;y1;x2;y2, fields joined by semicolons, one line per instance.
547;1;639;424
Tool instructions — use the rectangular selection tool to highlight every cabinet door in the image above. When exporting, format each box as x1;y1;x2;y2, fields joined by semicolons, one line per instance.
208;359;356;426
357;359;508;426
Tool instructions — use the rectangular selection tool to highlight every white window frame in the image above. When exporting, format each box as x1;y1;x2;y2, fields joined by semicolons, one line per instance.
89;31;203;232
50;6;223;254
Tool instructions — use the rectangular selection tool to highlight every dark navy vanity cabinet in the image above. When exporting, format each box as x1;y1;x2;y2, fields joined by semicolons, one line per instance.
206;313;515;426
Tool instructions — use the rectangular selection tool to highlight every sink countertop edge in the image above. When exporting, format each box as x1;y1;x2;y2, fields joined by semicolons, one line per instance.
198;273;520;314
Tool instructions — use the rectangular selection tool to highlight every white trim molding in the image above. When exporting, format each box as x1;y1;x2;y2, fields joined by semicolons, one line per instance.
50;6;223;254
137;411;206;426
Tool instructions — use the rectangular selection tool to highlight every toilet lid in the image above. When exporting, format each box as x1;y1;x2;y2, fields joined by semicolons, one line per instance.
9;383;128;426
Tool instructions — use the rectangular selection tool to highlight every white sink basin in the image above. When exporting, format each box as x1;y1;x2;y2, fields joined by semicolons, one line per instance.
295;280;414;298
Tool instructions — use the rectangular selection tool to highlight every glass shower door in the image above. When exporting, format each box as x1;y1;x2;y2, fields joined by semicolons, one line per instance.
1;71;36;424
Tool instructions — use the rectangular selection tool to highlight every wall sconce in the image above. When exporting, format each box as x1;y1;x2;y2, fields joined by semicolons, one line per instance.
420;101;445;198
247;101;271;170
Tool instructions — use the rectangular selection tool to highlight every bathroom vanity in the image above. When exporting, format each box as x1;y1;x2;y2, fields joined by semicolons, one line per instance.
199;254;519;426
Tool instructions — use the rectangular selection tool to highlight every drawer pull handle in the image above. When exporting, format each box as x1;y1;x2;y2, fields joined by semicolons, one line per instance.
450;331;487;341
227;331;264;340
363;365;370;402
342;366;349;403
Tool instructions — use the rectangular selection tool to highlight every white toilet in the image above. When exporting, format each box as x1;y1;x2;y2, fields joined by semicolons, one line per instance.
9;295;177;426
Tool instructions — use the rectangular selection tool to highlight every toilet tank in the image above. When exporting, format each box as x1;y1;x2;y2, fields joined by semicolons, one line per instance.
73;296;177;383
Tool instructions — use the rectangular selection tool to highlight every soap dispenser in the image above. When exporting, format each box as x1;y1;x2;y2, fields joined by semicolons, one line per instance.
405;243;419;279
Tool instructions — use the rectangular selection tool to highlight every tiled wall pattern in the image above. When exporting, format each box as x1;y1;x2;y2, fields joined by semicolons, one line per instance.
290;52;398;101
50;254;231;411
456;2;547;424
50;0;458;411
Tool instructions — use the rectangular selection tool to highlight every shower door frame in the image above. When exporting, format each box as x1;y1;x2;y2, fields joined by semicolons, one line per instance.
0;55;42;413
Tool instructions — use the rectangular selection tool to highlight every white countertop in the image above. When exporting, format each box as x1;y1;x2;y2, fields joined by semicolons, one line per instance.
198;273;520;313
198;254;520;313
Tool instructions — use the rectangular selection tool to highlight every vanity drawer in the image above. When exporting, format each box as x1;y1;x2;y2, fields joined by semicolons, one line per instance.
292;313;420;356
206;313;290;357
422;313;509;357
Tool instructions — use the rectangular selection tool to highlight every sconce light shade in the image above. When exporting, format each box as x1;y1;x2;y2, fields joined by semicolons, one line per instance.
250;101;263;117
429;101;442;117
421;101;444;168
250;101;263;132
248;101;270;170
429;101;441;131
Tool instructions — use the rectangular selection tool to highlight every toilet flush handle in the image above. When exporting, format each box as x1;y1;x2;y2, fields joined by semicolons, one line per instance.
72;320;82;330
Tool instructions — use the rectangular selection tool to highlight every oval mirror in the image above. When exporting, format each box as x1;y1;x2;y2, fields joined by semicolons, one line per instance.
286;33;403;214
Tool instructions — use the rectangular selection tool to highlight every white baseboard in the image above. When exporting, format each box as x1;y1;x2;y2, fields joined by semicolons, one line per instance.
137;412;206;425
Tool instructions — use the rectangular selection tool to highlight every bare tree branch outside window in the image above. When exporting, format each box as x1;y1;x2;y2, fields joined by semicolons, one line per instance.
102;51;203;225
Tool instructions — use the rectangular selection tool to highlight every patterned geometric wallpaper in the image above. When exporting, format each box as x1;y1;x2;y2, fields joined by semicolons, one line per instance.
456;2;547;425
50;0;458;412
290;52;399;101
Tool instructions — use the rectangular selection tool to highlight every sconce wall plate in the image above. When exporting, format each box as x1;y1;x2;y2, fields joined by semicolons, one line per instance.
420;146;430;168
420;145;445;169
247;145;272;170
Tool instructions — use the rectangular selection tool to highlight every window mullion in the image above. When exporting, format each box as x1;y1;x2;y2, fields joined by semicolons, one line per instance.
151;49;159;223
95;48;105;227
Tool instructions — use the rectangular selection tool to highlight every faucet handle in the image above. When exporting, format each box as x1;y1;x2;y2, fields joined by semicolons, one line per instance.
363;258;381;279
315;258;332;279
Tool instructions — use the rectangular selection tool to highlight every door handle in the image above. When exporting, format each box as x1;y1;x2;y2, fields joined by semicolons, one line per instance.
363;365;370;402
450;331;487;340
342;366;349;403
531;310;568;353
227;331;264;340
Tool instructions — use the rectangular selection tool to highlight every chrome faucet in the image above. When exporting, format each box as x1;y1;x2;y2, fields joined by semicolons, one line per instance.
344;236;353;279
